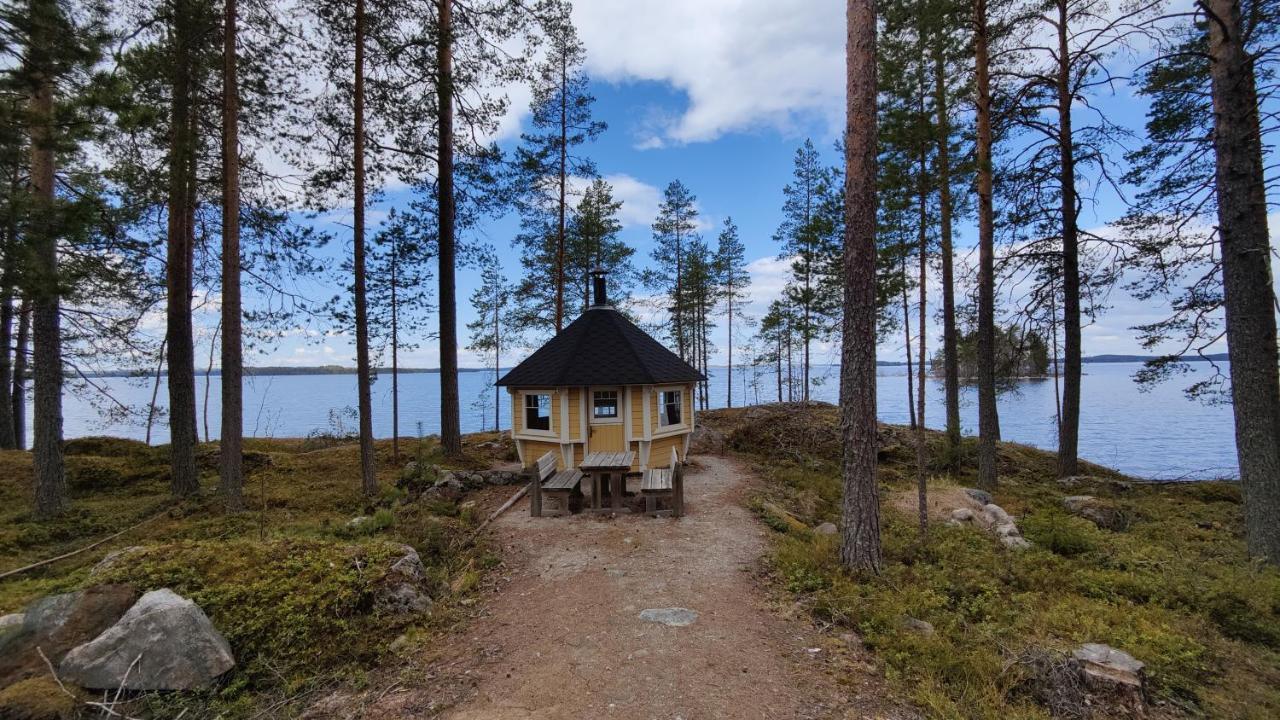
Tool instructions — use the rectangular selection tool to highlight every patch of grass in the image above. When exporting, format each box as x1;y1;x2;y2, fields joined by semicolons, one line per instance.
0;434;500;717
702;404;1280;719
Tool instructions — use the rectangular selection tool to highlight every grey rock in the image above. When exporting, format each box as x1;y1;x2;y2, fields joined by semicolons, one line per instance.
1062;495;1097;512
375;546;432;615
59;589;234;691
1058;474;1101;486
22;591;81;637
639;608;699;627
347;515;369;528
964;488;993;506
983;503;1012;526
1001;535;1032;550
374;583;432;615
814;522;838;535
0;613;23;644
90;546;146;579
388;545;427;583
994;523;1021;538
901;617;934;636
950;508;975;523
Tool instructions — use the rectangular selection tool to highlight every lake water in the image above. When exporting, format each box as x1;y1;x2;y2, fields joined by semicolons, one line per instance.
54;362;1238;480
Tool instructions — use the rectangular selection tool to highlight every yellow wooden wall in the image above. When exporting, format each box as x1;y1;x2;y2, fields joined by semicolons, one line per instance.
630;387;644;440
567;388;581;441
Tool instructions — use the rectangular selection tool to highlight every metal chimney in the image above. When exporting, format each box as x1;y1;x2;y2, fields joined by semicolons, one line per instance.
591;267;608;307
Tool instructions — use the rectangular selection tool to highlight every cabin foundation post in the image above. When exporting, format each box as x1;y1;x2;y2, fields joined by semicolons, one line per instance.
528;467;542;517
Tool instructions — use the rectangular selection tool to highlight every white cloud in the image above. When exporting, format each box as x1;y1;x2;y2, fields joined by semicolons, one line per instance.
603;173;662;227
573;0;844;145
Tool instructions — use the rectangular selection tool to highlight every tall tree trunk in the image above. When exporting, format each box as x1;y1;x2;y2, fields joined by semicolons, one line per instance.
0;274;14;449
785;314;794;402
493;296;500;432
839;0;882;573
1050;272;1062;433
901;252;916;429
775;334;782;402
555;51;567;332
166;0;199;497
353;0;377;495
29;0;67;517
1055;0;1082;478
933;48;961;454
974;0;1000;489
203;319;220;443
916;120;929;535
391;243;400;459
1204;0;1280;563
145;335;166;446
438;0;462;456
220;0;244;510
726;293;734;408
12;299;28;450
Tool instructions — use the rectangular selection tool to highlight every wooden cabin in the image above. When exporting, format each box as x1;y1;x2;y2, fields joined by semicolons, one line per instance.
496;270;704;475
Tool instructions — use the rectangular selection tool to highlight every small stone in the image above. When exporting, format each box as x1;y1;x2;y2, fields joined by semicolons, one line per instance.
347;515;369;528
949;508;974;523
1062;495;1096;512
814;522;838;535
388;545;427;583
901;617;934;636
639;608;698;627
994;523;1021;538
964;488;993;505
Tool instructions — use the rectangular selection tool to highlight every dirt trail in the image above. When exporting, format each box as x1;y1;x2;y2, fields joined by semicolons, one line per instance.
396;454;908;720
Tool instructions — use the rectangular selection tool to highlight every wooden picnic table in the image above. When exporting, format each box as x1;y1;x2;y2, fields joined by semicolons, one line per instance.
579;451;635;513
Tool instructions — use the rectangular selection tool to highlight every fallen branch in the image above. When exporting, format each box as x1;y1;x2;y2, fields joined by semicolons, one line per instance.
466;481;530;542
0;510;166;581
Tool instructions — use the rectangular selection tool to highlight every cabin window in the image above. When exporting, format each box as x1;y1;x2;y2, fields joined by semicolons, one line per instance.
593;390;619;419
660;390;682;427
524;393;552;431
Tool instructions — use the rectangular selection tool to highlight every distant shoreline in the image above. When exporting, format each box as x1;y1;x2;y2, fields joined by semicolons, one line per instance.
80;353;1230;379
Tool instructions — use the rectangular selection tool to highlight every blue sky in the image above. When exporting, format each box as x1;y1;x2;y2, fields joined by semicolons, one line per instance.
241;0;1260;371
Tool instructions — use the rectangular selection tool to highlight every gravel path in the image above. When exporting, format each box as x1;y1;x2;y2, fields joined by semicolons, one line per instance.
421;454;909;720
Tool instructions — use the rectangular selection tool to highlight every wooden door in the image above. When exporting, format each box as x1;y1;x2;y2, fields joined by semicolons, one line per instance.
588;387;626;453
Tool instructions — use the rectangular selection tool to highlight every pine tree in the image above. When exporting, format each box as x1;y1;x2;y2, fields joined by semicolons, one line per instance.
973;0;1000;489
776;139;841;403
564;178;634;315
511;6;605;335
467;248;511;433
715;217;750;408
220;0;243;511
645;180;700;360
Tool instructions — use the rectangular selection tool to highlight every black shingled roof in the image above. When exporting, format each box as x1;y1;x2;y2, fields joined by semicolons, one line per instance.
496;307;705;387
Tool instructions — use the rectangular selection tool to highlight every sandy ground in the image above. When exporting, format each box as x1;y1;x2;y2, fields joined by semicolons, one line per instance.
312;454;911;719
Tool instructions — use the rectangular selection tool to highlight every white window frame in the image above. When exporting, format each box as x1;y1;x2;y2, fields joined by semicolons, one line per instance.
518;390;557;439
589;387;623;425
654;385;687;436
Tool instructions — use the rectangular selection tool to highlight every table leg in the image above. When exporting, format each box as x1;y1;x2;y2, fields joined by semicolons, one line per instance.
591;472;601;509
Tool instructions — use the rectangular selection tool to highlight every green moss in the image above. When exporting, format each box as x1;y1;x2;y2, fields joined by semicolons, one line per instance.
0;676;79;720
700;405;1280;719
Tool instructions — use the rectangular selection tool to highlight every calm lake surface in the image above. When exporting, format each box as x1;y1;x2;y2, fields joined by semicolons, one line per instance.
56;362;1237;480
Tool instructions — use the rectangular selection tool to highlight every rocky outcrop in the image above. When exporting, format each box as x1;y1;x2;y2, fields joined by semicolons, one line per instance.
59;589;234;691
374;546;432;616
813;522;838;535
688;424;726;455
1062;495;1129;531
398;463;521;500
948;502;1031;550
0;585;139;688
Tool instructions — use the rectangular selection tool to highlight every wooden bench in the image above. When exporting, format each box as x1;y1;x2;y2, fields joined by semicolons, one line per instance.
529;451;583;517
640;446;684;517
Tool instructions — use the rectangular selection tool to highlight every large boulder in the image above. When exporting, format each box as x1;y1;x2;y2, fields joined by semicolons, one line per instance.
0;585;138;688
59;589;234;691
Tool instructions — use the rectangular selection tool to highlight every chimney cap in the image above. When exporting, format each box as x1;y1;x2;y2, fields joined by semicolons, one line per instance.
591;267;608;307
